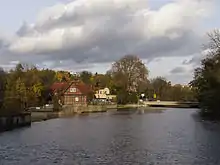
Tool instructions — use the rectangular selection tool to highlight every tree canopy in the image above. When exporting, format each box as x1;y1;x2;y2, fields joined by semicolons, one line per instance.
190;29;220;116
109;55;149;93
0;55;196;115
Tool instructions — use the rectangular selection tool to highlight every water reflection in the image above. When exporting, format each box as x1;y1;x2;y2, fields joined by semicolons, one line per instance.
1;108;220;164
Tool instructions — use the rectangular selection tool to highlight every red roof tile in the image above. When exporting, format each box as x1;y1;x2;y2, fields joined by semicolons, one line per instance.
50;82;69;92
51;80;92;95
76;83;92;95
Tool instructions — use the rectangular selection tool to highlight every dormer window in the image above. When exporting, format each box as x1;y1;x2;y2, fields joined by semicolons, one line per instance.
70;88;76;92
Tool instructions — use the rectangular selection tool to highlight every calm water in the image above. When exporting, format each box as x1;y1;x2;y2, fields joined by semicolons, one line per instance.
1;108;220;165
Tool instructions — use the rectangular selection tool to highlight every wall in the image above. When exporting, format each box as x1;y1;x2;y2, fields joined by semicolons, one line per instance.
31;112;59;122
0;113;31;132
32;104;118;121
61;104;117;115
64;95;87;105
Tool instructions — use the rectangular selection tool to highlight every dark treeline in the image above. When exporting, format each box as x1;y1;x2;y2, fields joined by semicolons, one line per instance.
0;64;57;115
190;29;220;118
0;55;196;115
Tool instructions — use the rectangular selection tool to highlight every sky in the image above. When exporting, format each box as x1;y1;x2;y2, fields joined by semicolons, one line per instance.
0;0;220;85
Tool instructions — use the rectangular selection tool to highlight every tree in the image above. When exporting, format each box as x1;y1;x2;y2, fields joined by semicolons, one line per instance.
92;73;111;89
55;71;72;82
0;68;6;110
170;84;184;101
2;76;26;114
80;71;93;84
108;55;149;104
150;77;170;100
148;77;195;102
190;29;220;116
109;55;149;92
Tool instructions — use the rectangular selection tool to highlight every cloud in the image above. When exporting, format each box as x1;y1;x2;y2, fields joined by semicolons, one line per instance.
166;73;193;85
1;0;212;65
165;65;194;85
181;49;211;68
170;66;186;74
0;33;10;49
0;0;216;85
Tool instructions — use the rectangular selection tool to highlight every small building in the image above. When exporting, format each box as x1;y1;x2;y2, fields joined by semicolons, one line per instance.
50;80;92;105
95;88;110;99
94;87;116;102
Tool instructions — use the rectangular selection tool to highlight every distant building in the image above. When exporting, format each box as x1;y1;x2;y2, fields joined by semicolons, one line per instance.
50;80;92;105
94;87;116;102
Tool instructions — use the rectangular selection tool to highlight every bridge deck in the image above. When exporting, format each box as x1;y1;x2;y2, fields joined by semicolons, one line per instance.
144;101;199;108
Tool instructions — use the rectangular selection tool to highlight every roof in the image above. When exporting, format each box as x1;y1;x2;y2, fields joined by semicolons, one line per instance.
75;83;92;95
50;82;69;92
51;80;92;95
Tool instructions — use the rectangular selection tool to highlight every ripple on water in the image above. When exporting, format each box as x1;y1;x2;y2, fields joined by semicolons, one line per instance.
1;108;220;165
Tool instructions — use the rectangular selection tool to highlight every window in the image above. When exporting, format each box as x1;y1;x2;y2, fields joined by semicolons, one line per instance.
70;88;76;92
75;97;79;102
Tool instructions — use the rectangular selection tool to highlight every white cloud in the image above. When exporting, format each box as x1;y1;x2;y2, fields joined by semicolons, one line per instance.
145;0;211;38
0;0;216;84
6;0;212;62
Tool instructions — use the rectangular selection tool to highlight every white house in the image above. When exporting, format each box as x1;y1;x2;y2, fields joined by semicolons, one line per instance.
94;87;116;101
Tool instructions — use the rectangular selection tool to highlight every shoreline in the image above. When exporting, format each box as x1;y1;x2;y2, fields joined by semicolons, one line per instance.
0;112;31;133
1;102;199;130
31;104;165;122
32;102;199;122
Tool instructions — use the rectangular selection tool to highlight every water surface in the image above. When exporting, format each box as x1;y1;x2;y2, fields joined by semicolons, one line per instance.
1;108;220;165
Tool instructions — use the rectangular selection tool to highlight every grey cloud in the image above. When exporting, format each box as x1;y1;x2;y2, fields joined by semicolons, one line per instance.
28;28;204;65
181;52;207;68
0;0;214;72
170;67;186;74
166;73;193;85
16;22;35;37
0;36;9;49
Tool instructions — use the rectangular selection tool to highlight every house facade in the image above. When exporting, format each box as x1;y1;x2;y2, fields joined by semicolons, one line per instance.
95;88;110;99
94;87;116;101
51;80;91;105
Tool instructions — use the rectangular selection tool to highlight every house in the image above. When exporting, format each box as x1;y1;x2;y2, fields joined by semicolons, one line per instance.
50;80;92;105
95;88;110;99
94;87;116;102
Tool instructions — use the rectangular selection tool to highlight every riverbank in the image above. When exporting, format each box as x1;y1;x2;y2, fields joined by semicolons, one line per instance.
31;101;198;122
31;104;118;122
0;112;31;132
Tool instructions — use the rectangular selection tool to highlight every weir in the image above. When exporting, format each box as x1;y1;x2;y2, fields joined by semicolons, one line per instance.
145;101;199;108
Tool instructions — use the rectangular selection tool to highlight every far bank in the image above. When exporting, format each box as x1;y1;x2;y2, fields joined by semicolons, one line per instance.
31;101;199;122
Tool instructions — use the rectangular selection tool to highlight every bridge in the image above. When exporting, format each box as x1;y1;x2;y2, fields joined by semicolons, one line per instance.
144;101;199;108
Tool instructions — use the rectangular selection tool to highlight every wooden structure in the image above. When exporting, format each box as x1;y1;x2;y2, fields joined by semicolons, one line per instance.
50;80;92;105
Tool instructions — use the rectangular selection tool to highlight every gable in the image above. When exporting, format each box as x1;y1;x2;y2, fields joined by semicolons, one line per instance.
65;83;82;95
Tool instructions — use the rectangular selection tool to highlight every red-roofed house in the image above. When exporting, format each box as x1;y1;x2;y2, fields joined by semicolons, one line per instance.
50;80;92;105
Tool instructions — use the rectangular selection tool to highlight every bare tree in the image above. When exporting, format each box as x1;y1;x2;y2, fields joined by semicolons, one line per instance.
109;55;149;93
205;29;220;57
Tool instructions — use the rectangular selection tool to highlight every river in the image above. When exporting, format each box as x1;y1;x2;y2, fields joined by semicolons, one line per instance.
1;108;220;165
